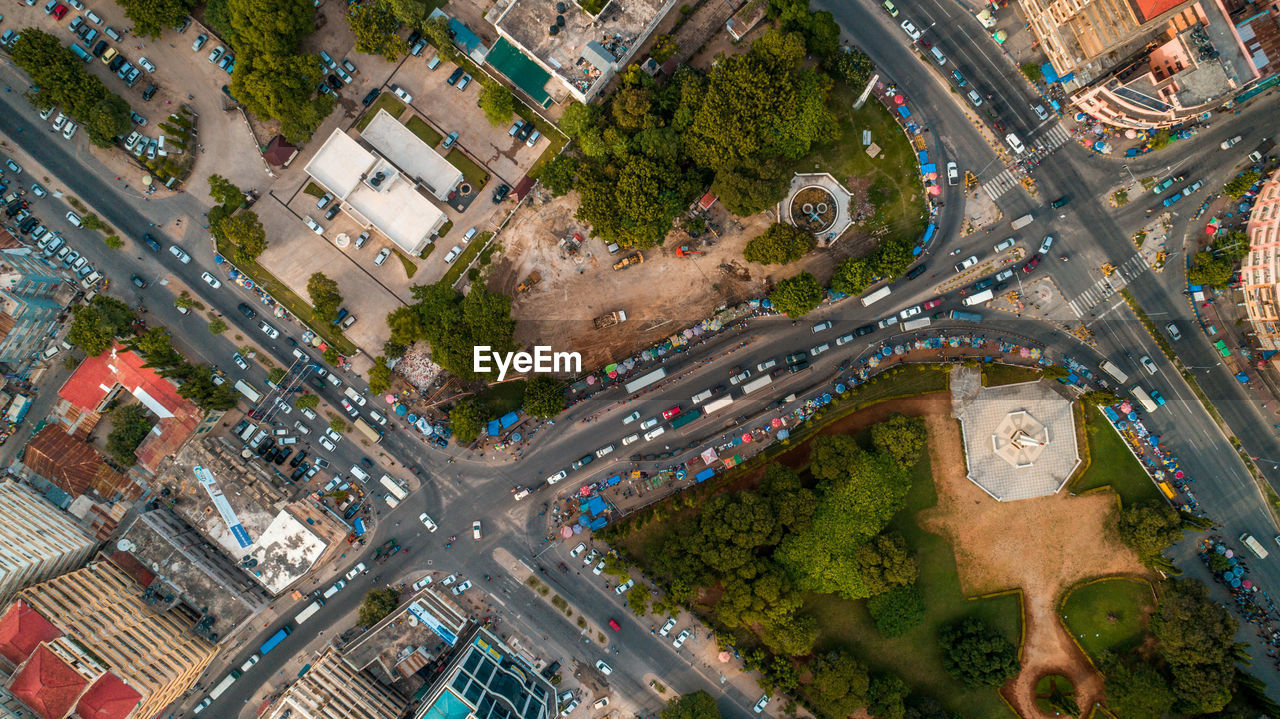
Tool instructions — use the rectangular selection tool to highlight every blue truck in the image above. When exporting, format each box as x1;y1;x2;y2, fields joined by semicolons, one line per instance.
258;626;293;655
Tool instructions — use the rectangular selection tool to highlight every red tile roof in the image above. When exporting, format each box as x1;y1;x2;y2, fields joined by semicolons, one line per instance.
76;672;142;719
0;601;62;667
1129;0;1188;22
9;644;89;719
106;550;156;589
697;191;717;211
57;345;203;476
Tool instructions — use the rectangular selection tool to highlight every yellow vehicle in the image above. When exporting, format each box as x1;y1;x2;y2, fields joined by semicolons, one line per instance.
612;252;644;271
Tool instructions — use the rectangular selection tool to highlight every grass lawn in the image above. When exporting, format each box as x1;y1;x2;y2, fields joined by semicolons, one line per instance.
1060;578;1154;662
1069;405;1162;506
439;232;492;287
982;364;1042;386
406;115;443;148
479;380;526;415
806;433;1020;719
303;182;326;198
446;149;489;190
357;93;406;131
788;80;927;245
436;220;454;238
393;249;418;279
213;236;356;356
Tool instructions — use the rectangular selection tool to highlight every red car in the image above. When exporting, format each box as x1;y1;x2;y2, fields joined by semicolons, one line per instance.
661;405;682;420
608;619;621;631
922;296;944;310
52;3;68;18
1022;256;1041;273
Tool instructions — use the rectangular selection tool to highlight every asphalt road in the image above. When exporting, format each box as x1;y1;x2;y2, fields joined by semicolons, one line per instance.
7;4;1280;711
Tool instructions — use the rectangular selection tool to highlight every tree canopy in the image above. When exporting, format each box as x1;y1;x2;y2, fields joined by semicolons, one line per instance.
387;283;517;380
348;2;407;60
1101;654;1176;719
11;31;136;148
1150;579;1240;714
358;587;400;625
744;223;814;265
208;174;244;209
106;404;155;466
307;273;343;323
368;356;393;394
660;692;721;719
117;0;196;38
870;414;926;469
216;211;269;264
768;271;824;318
67;296;135;356
479;82;517;126
522;375;565;418
450;398;486;444
938;618;1019;688
800;650;869;719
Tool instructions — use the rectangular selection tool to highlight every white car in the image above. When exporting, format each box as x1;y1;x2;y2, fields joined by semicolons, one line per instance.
877;316;899;329
547;469;568;484
319;436;336;451
899;305;921;320
201;271;222;288
1038;235;1055;254
672;629;691;649
62;122;77;141
1140;355;1158;374
232;352;249;370
345;562;367;580
615;578;634;595
374;248;390;266
643;426;665;441
659;618;677;636
138;57;155;72
754;695;770;714
1221;135;1242;150
900;19;922;40
593;559;605;575
583;548;599;565
66;211;82;227
954;255;978;272
570;542;586;558
1165;322;1181;341
561;699;580;717
472;520;482;539
639;417;659;430
594;660;612;676
811;320;833;333
946;161;958;186
258;321;279;338
622;432;640;446
443;245;463;263
392;84;412;102
412;576;433;591
419;513;438;531
622;411;640;425
52;112;67;131
304;216;324;235
169;245;191;263
442;574;458;586
993;237;1016;252
451;580;472;595
325;427;342;442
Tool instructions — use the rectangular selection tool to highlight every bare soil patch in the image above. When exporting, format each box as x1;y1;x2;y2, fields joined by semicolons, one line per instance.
916;422;1151;718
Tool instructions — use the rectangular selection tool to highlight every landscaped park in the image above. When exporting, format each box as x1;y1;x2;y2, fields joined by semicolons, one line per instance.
609;365;1274;719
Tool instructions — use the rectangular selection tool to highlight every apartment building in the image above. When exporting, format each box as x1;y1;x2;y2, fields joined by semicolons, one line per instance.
0;481;97;604
262;647;407;719
1241;174;1280;350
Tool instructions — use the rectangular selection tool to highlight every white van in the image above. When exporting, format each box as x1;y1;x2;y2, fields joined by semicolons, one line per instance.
595;444;615;458
963;289;994;306
691;388;715;405
344;387;366;406
861;285;892;307
321;580;347;599
349;465;370;482
643;426;666;441
929;47;947;65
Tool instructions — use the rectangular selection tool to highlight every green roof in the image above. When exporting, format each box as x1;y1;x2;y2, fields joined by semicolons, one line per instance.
486;38;553;108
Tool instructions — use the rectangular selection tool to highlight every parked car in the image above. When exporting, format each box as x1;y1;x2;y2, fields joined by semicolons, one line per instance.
374;248;390;266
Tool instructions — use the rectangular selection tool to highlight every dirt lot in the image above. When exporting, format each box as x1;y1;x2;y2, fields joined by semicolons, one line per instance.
915;415;1150;718
488;190;778;367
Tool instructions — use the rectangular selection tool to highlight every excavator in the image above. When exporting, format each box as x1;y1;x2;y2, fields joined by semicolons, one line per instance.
676;246;705;258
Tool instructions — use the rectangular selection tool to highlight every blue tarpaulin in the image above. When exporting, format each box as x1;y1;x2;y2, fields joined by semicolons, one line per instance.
898;106;911;118
499;411;519;428
695;468;716;483
589;517;609;530
486;420;501;436
917;150;928;164
921;163;937;174
448;18;483;53
1041;62;1060;83
605;474;621;487
922;224;937;246
354;518;367;536
587;496;608;516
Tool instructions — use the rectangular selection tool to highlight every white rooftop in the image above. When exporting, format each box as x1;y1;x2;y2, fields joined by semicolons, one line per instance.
955;378;1081;501
361;110;463;201
246;509;328;595
304;131;371;199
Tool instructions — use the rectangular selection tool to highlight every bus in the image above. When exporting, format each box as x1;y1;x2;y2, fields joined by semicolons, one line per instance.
702;396;734;415
624;368;666;394
1241;533;1269;559
860;285;892;307
379;474;408;501
258;626;293;655
353;418;383;444
901;317;932;331
669;408;703;430
949;310;983;322
1100;360;1128;384
294;601;323;625
208;671;241;700
739;375;773;396
1129;386;1158;413
234;380;262;403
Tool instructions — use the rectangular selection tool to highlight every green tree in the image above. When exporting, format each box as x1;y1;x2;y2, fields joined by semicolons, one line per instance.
768;271;824;318
117;0;197;37
348;2;407;60
85;95;134;147
938;618;1019;688
1117;503;1207;572
1150;579;1240;714
1019;62;1043;82
870;414;927;469
329;418;348;433
11;31;136;149
825;46;874;85
867;583;925;638
358;587;400;625
67;296;135;355
104;234;125;250
421;16;457;61
208;174;243;209
172;364;239;410
522;375;565;418
627;584;651;615
743;223;814;265
106;404;155;466
801;650;869;719
478;82;516;126
1101;657;1175;719
660;692;721;719
217;211;269;263
208;318;228;335
649;34;677;63
307;272;343;322
1187;251;1236;288
368;356;393;394
830;257;872;296
450;398;485;444
534;154;579;197
296;393;319;410
1225;171;1262;200
267;367;286;384
127;327;183;370
866;674;910;719
710;158;791;217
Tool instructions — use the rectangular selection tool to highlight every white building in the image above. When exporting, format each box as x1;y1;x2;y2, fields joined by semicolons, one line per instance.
0;480;98;604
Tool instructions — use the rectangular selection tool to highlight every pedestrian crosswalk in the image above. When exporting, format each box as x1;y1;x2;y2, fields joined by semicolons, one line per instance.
982;168;1021;200
1033;123;1072;153
1067;254;1151;317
